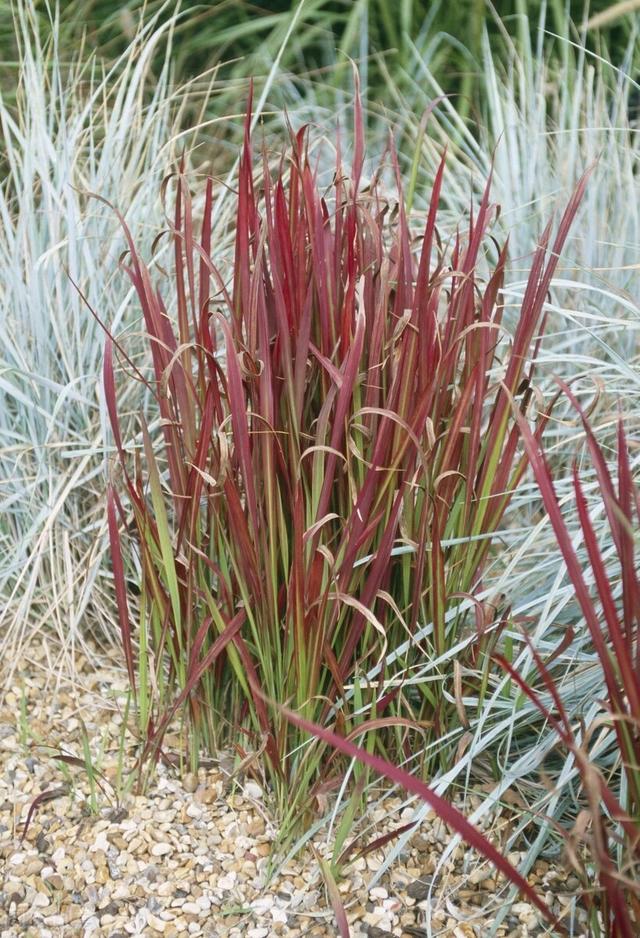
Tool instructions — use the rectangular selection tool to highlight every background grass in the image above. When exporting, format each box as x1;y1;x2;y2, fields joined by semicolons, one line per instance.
2;1;640;123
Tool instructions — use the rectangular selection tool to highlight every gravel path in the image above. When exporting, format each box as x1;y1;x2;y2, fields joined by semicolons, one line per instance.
0;640;584;937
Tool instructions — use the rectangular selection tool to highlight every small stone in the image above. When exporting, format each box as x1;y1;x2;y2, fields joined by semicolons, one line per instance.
151;842;173;857
407;879;433;901
36;832;51;854
183;773;198;792
251;896;273;913
148;912;167;932
218;871;236;890
90;831;110;853
369;886;388;900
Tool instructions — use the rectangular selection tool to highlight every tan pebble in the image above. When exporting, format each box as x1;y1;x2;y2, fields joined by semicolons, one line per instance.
25;858;44;875
183;773;199;793
148;912;167;933
467;867;487;886
246;818;264;836
65;905;83;923
107;833;127;850
195;787;218;805
348;904;366;919
182;902;201;915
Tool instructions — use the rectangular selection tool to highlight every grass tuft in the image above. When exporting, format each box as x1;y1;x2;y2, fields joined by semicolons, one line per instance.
105;92;586;849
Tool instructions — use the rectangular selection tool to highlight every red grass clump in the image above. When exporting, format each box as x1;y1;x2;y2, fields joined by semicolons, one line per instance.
103;93;586;843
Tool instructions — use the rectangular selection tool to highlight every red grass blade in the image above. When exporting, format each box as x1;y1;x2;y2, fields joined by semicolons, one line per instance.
107;485;136;695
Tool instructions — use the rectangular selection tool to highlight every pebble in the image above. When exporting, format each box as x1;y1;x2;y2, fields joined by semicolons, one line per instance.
151;842;174;857
369;886;388;900
407;879;433;901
